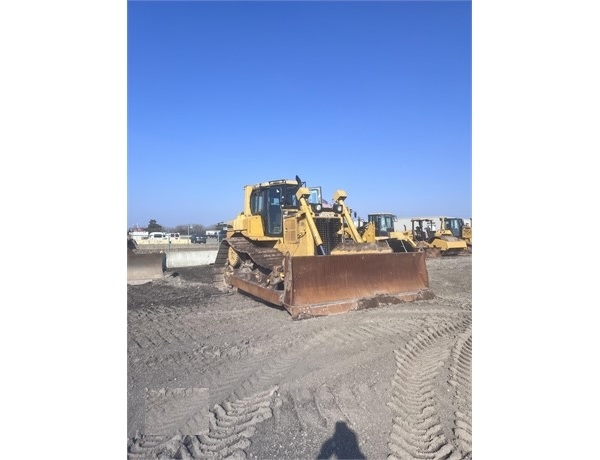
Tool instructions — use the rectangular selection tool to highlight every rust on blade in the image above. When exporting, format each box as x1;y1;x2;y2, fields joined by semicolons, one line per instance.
282;252;433;319
286;290;434;320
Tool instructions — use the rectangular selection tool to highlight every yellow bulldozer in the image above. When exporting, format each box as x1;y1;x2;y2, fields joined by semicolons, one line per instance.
361;212;442;258
215;176;434;320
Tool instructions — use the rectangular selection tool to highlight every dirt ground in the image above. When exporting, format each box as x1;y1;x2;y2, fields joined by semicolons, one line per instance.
127;255;472;459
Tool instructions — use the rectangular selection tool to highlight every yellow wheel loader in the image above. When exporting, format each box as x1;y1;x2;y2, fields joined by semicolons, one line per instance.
127;235;166;284
410;218;468;256
215;176;434;320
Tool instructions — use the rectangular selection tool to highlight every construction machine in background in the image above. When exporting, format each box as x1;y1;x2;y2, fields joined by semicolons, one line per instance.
361;213;441;258
127;235;166;284
215;176;434;320
410;217;468;256
439;217;472;252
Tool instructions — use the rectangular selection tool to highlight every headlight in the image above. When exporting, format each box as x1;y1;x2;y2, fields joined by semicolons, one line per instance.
333;203;343;214
311;203;323;214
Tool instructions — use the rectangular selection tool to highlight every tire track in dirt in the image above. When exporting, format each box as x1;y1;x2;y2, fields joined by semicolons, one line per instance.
449;324;472;458
128;311;470;457
283;380;389;435
129;344;250;386
218;317;425;402
387;319;471;460
127;320;331;457
127;307;278;439
127;259;471;458
128;306;207;352
143;388;209;437
186;387;279;458
128;304;272;383
128;387;279;459
211;320;406;440
127;316;424;458
128;300;279;359
243;313;470;459
204;316;452;457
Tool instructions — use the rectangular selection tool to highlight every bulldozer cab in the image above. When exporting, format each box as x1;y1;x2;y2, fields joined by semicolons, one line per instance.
368;213;397;237
248;181;324;238
440;217;464;238
250;185;288;237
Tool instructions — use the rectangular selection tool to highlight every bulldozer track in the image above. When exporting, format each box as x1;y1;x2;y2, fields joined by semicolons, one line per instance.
220;237;285;272
127;256;472;459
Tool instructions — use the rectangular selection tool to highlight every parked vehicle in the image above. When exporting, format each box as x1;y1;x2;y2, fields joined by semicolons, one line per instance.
206;229;227;239
410;217;468;256
191;234;207;244
439;217;472;251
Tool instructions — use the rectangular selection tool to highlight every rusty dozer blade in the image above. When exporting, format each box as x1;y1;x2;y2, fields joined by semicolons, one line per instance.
127;252;166;285
282;251;434;320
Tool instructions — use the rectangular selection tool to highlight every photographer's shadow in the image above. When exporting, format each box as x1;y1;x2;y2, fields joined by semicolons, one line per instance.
317;421;366;459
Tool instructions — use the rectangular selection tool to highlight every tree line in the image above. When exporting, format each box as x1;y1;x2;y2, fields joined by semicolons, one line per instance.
129;219;227;235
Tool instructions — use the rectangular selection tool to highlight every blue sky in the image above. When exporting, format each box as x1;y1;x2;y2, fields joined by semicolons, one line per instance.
128;0;471;229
